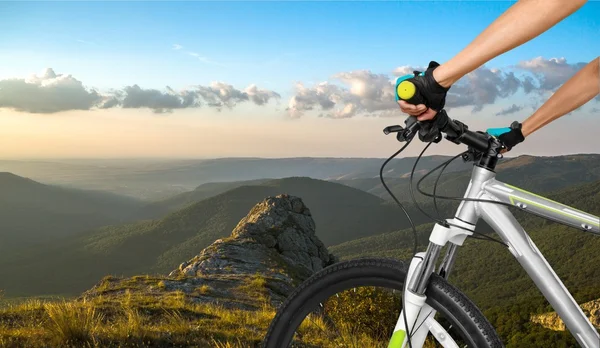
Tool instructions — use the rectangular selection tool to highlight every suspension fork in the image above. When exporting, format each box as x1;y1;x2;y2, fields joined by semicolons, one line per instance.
389;220;475;348
438;243;459;279
388;237;452;348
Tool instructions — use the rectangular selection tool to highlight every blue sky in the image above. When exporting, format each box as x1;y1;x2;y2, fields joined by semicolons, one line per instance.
1;1;598;93
0;1;598;158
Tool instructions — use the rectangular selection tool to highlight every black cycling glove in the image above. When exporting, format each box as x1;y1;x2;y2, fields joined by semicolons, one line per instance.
406;61;451;112
418;110;450;143
486;121;525;151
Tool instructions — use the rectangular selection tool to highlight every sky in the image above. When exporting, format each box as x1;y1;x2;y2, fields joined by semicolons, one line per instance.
0;1;599;159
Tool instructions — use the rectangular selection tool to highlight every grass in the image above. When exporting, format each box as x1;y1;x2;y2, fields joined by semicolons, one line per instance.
44;301;104;345
0;288;395;347
0;274;407;347
0;291;274;347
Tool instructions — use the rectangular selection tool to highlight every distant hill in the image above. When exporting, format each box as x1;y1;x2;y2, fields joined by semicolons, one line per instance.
138;153;600;222
0;157;464;200
3;155;595;201
0;172;142;251
0;177;430;297
139;178;272;217
335;154;600;202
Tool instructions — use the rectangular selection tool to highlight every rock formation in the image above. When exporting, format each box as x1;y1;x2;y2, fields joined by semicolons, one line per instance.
530;298;600;331
84;194;337;309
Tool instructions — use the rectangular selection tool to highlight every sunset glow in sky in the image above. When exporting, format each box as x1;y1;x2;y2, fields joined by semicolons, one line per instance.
1;1;599;159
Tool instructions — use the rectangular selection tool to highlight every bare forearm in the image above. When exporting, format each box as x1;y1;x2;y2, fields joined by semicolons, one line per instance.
521;57;599;137
434;0;587;87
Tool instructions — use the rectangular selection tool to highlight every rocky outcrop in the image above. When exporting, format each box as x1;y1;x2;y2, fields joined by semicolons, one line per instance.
531;299;600;331
170;194;335;279
83;194;337;309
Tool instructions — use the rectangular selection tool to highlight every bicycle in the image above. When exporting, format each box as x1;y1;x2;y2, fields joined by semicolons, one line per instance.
262;78;600;347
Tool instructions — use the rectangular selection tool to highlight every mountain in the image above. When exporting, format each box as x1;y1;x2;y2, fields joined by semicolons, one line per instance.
84;194;336;310
335;154;600;202
3;154;595;201
0;177;428;297
0;189;592;347
0;156;463;200
140;178;272;217
0;172;142;251
0;195;337;347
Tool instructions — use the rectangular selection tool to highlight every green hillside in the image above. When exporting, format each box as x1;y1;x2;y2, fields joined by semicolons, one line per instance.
0;172;142;251
335;154;600;202
0;156;461;200
330;179;600;345
0;177;430;297
139;178;272;217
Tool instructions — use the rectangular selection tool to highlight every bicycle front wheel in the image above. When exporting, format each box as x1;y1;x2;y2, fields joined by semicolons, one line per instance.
263;258;503;348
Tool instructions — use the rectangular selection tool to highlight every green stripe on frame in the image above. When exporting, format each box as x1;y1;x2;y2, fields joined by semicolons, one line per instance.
387;329;407;348
509;195;599;227
505;184;590;215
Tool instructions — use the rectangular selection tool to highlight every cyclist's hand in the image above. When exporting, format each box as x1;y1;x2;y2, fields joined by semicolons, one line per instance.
486;121;525;152
397;61;450;121
397;100;438;121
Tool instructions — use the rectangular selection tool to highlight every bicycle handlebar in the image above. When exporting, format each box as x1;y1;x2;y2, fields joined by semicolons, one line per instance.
388;80;504;168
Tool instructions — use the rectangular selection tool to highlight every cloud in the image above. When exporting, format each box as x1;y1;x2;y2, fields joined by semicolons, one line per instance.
496;104;523;116
0;68;279;114
117;85;200;113
186;52;226;67
195;81;280;109
172;44;183;50
108;82;280;113
244;84;281;105
516;57;586;92
288;56;592;118
446;67;522;112
0;68;102;113
287;70;396;118
392;65;424;77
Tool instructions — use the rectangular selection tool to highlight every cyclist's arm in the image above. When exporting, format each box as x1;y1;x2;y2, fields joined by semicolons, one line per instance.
521;57;599;137
433;0;588;88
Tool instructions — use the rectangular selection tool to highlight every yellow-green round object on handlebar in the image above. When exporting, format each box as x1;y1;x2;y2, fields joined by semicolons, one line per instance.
397;80;416;100
395;74;426;106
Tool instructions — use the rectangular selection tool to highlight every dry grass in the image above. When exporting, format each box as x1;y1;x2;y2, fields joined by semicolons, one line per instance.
0;290;276;347
0;276;391;347
44;301;104;345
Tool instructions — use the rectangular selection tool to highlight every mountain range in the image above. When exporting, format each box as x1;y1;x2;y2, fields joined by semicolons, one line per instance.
1;154;598;301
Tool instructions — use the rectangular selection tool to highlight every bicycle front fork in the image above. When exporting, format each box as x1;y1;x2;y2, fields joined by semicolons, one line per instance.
387;224;464;348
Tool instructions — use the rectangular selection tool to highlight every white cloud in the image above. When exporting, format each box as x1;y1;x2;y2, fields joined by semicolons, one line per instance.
0;68;102;113
446;67;522;112
172;44;183;50
516;57;586;92
287;70;397;118
496;104;523;117
288;56;593;118
392;65;424;77
0;69;279;114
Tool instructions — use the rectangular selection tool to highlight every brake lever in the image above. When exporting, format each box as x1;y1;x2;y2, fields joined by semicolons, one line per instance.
383;116;421;142
383;125;404;135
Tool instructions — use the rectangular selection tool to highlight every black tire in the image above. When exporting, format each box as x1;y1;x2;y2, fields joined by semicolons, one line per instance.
263;258;503;348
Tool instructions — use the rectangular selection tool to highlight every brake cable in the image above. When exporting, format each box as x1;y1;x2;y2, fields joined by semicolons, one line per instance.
405;142;509;246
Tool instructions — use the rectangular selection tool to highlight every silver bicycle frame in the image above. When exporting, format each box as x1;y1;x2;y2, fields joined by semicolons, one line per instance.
392;165;600;348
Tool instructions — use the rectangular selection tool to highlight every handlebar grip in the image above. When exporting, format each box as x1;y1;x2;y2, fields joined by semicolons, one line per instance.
396;80;426;105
